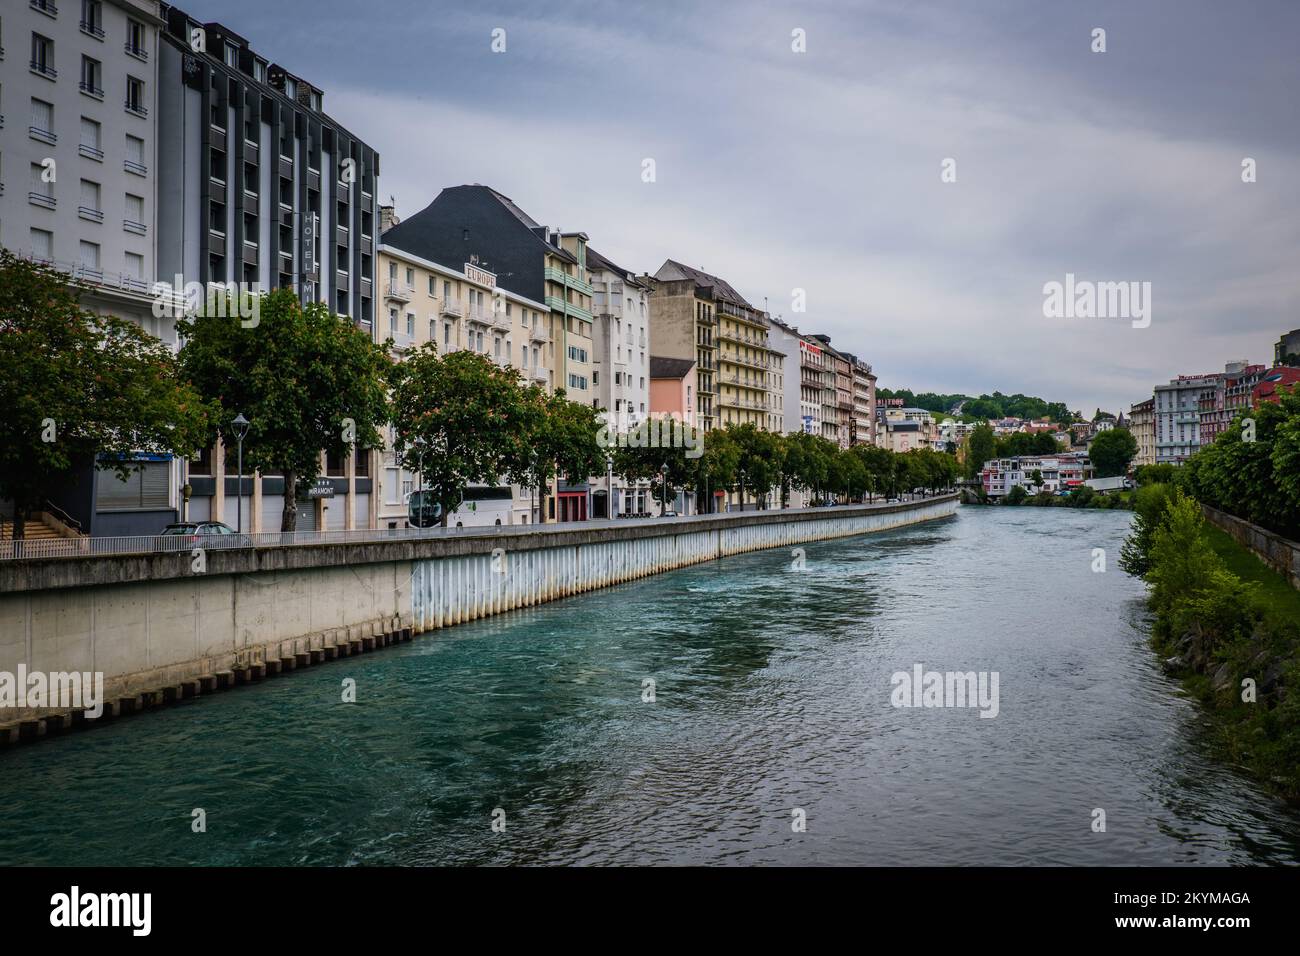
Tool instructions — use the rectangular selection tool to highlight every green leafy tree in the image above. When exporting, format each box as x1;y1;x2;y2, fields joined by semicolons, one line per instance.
0;250;210;538
1119;482;1175;576
966;424;995;480
388;345;536;526
724;423;784;509
781;431;831;503
1088;427;1138;478
178;288;389;531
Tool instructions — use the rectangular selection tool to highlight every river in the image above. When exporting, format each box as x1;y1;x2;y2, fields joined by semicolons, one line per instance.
2;506;1298;865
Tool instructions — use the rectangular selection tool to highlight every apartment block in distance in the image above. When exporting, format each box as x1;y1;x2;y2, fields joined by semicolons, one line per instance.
382;184;596;521
1129;397;1155;468
374;202;553;528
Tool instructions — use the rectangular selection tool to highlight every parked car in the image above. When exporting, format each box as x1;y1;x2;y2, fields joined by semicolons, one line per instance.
660;509;678;518
886;497;902;504
159;521;251;549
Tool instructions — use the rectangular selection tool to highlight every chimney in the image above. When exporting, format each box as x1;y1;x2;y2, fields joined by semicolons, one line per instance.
378;203;400;234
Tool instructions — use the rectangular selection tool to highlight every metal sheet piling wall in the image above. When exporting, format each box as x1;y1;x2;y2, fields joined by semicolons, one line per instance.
410;497;957;633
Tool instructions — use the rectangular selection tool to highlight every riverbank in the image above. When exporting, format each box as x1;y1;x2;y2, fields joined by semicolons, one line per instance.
1;497;957;744
1124;488;1300;799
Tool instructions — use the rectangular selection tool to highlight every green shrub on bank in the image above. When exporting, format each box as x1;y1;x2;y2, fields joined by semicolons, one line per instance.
1122;487;1300;797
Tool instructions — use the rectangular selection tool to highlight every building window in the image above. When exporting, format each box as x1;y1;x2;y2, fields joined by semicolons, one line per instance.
406;312;414;336
125;134;147;175
30;98;55;147
29;162;55;208
126;20;147;59
125;76;146;116
97;460;171;511
124;251;144;281
80;56;104;98
389;307;397;333
79;240;101;276
79;179;101;220
81;0;104;38
30;228;53;263
253;60;266;82
79;116;103;159
405;267;414;286
443;323;450;347
428;276;435;296
224;42;238;68
125;192;145;231
31;34;56;79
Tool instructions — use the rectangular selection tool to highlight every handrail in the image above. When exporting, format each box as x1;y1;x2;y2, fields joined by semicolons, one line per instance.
43;500;82;533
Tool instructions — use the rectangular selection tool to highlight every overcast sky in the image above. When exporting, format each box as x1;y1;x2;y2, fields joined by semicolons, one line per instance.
201;0;1298;414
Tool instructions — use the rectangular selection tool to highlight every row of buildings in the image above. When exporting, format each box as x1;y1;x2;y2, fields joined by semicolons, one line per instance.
1127;339;1300;467
1;1;888;536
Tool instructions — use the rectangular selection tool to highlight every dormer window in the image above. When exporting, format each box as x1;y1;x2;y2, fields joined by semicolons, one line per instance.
224;43;238;68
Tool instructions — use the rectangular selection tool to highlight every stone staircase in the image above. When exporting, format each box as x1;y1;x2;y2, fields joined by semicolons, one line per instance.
0;512;81;541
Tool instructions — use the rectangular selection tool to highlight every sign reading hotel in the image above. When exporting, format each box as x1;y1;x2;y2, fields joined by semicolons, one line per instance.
464;263;496;289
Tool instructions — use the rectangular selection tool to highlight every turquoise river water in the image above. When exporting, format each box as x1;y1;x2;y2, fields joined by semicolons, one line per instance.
2;506;1299;865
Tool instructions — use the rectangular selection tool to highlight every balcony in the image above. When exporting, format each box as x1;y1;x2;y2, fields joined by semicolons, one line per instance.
79;80;104;100
241;240;258;266
243;139;259;164
80;20;105;40
124;159;147;177
242;189;258;215
31;0;58;17
529;324;549;344
466;308;493;327
544;295;592;322
336;224;349;247
125;99;148;119
439;299;463;318
78;205;104;223
208;231;226;257
28;192;57;210
79;143;104;161
307;167;321;192
543;265;593;296
384;282;413;303
491;312;513;332
531;366;549;383
124;219;147;236
278;155;293;180
124;42;148;62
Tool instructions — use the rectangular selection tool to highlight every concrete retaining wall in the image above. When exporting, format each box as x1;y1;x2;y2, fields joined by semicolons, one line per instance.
1;497;956;738
1201;504;1300;590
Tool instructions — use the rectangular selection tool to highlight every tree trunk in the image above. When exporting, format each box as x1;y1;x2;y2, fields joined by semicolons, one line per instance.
12;508;27;541
281;469;298;532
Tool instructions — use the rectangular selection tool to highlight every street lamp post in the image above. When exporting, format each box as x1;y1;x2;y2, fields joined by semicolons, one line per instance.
738;468;746;513
660;463;668;516
231;413;250;535
606;453;614;520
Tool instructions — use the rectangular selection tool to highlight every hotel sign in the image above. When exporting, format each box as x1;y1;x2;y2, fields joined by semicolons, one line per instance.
464;263;496;289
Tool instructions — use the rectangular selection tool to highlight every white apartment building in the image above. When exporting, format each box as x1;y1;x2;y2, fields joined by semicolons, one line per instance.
1154;372;1220;463
981;455;1091;497
375;239;552;529
1;0;163;333
586;245;651;519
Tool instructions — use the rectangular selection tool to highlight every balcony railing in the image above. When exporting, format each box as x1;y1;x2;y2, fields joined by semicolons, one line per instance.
124;219;147;236
124;42;148;62
439;300;463;318
30;60;58;80
79;80;105;99
79;143;104;161
384;282;413;302
80;20;105;39
31;0;59;15
529;324;549;344
78;205;104;223
28;192;57;210
125;99;148;118
124;159;148;176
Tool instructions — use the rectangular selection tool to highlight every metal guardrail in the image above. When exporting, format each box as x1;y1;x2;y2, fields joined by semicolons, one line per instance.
0;497;957;561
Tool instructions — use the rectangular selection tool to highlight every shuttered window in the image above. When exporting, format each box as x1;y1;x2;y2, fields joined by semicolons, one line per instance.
97;461;170;510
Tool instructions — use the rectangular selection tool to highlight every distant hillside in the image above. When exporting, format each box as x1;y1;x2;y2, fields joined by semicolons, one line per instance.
876;389;1080;423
